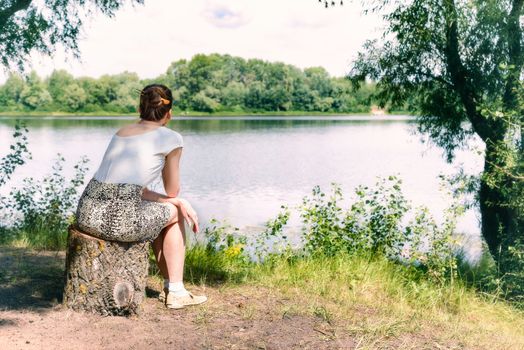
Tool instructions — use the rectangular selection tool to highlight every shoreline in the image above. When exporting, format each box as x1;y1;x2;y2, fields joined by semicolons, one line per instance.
0;110;413;118
0;113;416;121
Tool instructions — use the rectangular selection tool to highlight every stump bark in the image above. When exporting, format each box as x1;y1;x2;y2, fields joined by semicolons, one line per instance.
63;225;150;316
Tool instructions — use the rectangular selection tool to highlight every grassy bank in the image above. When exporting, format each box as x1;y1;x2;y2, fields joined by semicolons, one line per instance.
2;243;522;348
179;247;524;348
2;215;524;347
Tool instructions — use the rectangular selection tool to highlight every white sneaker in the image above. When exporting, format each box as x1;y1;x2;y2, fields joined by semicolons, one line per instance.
166;291;208;309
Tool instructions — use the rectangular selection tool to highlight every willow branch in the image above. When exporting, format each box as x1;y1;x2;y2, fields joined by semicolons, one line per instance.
0;0;32;30
486;159;524;181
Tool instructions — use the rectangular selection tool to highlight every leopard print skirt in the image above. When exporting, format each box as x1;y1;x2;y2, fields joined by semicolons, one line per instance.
75;178;172;242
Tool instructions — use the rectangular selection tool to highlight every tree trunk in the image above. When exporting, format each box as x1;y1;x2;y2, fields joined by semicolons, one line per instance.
63;225;150;316
480;144;517;262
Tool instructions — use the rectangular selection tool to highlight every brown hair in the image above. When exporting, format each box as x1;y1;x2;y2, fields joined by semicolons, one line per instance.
139;84;173;121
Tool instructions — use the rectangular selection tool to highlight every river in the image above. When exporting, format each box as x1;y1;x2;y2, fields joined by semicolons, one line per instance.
0;115;484;258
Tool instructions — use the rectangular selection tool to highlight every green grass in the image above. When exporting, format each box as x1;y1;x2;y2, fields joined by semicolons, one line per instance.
5;233;524;347
0;225;68;251
181;247;524;348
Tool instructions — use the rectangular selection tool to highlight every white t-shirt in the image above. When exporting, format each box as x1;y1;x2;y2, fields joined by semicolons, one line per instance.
93;126;183;188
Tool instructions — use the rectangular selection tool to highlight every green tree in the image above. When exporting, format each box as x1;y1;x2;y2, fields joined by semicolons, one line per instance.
0;72;26;109
244;80;267;111
291;77;317;111
221;81;248;110
305;67;333;98
0;52;377;114
185;53;224;95
47;70;74;101
79;77;112;107
110;72;141;113
191;89;220;112
350;0;524;266
63;84;88;112
0;0;143;70
20;71;51;109
47;70;87;111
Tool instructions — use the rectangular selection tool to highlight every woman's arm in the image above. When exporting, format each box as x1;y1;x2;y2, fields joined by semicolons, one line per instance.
141;145;183;202
162;147;182;197
141;188;199;233
141;146;199;233
141;187;173;203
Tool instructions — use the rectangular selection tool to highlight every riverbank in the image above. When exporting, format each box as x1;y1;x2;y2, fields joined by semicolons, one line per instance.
0;110;412;118
1;245;523;349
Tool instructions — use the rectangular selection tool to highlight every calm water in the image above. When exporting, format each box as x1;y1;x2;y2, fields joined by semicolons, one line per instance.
0;115;484;254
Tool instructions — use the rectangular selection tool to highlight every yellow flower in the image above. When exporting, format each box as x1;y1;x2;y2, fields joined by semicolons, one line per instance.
224;243;245;258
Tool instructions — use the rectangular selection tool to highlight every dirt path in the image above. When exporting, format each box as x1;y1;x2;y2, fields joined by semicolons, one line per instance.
0;247;355;350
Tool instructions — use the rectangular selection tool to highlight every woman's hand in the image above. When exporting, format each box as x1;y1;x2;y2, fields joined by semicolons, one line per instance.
167;197;199;234
142;188;199;233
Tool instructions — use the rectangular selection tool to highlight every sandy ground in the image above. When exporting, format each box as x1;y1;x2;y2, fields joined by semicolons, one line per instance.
0;247;356;350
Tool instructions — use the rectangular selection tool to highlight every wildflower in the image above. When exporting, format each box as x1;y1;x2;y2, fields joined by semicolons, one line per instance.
224;243;244;258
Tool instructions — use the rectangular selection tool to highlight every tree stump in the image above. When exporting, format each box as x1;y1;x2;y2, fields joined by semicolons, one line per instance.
63;225;150;316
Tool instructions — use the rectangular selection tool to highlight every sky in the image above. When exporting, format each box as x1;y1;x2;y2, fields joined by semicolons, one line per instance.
0;0;383;83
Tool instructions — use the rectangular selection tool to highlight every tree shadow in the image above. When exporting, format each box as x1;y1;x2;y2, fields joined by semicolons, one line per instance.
0;318;17;326
145;286;160;299
0;245;233;316
0;246;64;312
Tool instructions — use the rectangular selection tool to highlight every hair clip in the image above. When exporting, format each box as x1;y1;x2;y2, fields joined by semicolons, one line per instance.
160;97;170;105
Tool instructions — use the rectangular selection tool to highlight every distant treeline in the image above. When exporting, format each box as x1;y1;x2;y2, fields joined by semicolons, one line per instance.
0;53;377;114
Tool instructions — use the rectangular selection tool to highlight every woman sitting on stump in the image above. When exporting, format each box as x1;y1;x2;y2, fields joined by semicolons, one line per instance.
75;83;207;309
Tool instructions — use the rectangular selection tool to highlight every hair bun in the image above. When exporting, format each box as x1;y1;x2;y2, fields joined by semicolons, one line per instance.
139;84;173;121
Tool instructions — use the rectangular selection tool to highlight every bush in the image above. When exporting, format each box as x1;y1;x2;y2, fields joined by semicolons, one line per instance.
0;121;31;187
297;176;460;284
1;154;89;249
198;176;463;287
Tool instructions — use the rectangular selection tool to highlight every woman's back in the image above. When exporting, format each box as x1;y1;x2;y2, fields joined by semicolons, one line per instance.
77;83;190;242
93;126;184;187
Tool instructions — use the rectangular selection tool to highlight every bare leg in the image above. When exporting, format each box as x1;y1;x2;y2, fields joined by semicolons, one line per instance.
163;208;187;282
160;204;207;307
152;231;168;280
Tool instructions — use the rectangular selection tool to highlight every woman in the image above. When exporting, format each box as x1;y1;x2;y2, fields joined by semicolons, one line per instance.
75;83;207;309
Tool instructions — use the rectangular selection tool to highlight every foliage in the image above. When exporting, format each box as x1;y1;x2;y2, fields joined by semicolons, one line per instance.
201;176;463;286
0;120;30;187
298;177;460;284
0;0;143;70
493;240;524;308
204;218;247;262
301;178;411;257
253;205;292;262
1;154;89;249
0;54;378;115
350;0;524;271
20;71;51;109
0;73;25;107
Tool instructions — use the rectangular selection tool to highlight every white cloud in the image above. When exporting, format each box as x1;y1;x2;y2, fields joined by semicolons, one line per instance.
0;0;382;83
201;2;251;28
